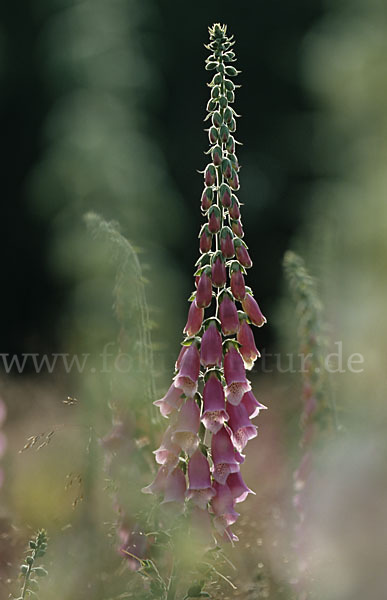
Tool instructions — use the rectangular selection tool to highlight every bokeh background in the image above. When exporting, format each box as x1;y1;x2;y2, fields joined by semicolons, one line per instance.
1;0;387;599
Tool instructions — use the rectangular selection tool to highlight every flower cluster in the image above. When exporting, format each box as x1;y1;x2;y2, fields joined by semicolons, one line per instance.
143;23;267;543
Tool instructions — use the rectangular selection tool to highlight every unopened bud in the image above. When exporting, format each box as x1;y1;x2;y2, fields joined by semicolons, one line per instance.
225;79;235;91
219;96;228;109
207;99;217;112
220;227;235;258
219;124;229;144
211;252;227;287
226;136;235;153
211;86;220;99
228;169;240;191
212;111;223;128
225;65;238;77
211;146;222;166
226;90;235;103
223;107;233;124
204;164;216;186
199;224;213;253
201;187;214;211
219;183;231;207
208;127;218;144
229;195;240;220
221;158;232;179
234;239;252;268
208;205;221;233
229;117;237;132
231;219;244;237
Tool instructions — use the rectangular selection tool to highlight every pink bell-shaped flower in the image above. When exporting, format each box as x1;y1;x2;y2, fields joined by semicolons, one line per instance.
174;343;200;398
230;267;246;300
241;390;267;419
234;240;252;268
141;465;169;495
186;449;216;509
161;467;187;505
211;481;240;534
153;425;181;473
237;318;260;370
241;293;266;327
220;227;235;258
199;224;212;254
223;345;251;406
200;321;222;368
172;398;200;456
211;254;227;287
184;300;204;337
196;268;213;308
226;402;257;453
227;470;255;503
219;293;239;335
201;372;228;434
153;383;184;418
211;426;240;484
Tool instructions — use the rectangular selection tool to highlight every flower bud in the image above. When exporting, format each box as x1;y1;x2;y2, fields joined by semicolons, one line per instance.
174;344;201;398
221;158;232;179
211;252;227;287
229;117;237;132
226;90;235;103
202;372;228;434
196;267;212;308
219;183;231;207
216;62;225;74
228;169;240;190
209;127;218;144
211;145;222;166
230;264;246;300
226;136;235;153
224;345;251;406
220;227;235;258
225;65;238;77
229;195;240;220
228;153;239;171
208;205;221;233
204;164;216;186
225;79;235;91
201;187;213;211
184;299;204;336
211;86;220;99
219;124;229;144
219;292;239;335
223;107;233;124
213;72;222;85
199;224;212;254
234;239;252;268
201;320;223;368
206;99;217;112
231;219;244;238
241;293;266;327
219;95;228;109
205;61;218;71
212;111;222;128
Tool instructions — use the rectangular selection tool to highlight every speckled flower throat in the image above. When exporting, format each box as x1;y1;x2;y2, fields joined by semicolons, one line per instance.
143;23;267;543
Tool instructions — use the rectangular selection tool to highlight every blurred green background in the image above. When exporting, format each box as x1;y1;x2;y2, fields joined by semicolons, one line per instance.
1;0;387;599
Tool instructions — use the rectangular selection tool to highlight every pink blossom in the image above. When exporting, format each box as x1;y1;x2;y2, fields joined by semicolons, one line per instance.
186;450;216;509
200;322;222;368
211;255;227;287
211;427;240;484
237;319;260;369
174;343;200;397
227;470;255;503
219;294;239;335
184;300;204;337
211;481;239;534
172;398;200;456
162;467;187;505
230;269;246;301
241;293;266;327
196;269;212;308
201;372;228;434
153;383;184;418
226;402;257;453
223;346;251;406
242;390;267;419
153;426;180;473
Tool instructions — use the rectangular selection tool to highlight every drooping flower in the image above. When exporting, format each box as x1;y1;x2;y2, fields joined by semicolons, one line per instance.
211;481;240;535
184;300;204;337
223;345;251;405
241;293;266;327
237;317;260;369
208;205;221;234
161;467;187;506
200;321;222;368
199;224;213;254
153;425;180;472
201;187;213;211
201;371;228;434
234;239;252;268
231;219;244;238
196;268;213;308
242;390;267;419
153;383;184;418
174;343;200;398
142;465;169;495
186;449;216;509
211;253;227;287
230;263;246;300
227;470;255;503
172;398;200;456
218;293;239;335
211;426;240;484
226;402;257;453
220;227;235;258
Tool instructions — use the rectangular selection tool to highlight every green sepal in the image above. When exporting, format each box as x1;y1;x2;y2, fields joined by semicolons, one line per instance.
237;310;248;322
203;367;223;383
198;223;212;239
208;205;221;219
181;336;201;347
220;225;233;239
221;157;232;176
33;567;48;577
20;565;29;574
229;259;246;275
223;338;242;352
233;238;248;249
210;250;224;265
195;253;212;267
